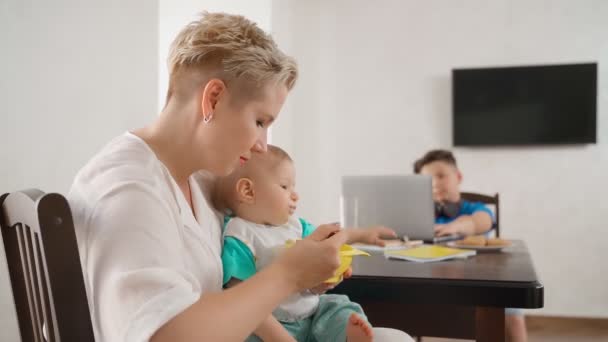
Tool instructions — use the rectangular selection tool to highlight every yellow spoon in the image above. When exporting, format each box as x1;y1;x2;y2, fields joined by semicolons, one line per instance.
285;240;370;283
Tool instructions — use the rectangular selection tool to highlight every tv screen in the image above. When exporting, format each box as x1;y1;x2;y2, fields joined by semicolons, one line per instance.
452;63;597;146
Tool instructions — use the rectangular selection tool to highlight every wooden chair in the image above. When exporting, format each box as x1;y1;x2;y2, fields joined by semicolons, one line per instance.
0;190;95;342
460;192;500;237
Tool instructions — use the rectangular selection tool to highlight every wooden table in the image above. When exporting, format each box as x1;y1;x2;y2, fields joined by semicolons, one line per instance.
331;241;543;341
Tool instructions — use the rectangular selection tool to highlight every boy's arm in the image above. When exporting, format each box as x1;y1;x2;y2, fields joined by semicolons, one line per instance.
435;211;493;236
226;279;296;342
470;211;493;234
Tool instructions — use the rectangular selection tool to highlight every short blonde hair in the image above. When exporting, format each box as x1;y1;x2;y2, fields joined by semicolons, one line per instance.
167;12;298;101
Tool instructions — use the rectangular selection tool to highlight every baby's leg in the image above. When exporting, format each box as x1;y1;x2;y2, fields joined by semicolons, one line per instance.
311;294;372;341
346;313;373;342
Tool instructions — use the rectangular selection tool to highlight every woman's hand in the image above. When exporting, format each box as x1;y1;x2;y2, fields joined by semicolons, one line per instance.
308;282;336;295
274;224;347;292
307;266;352;294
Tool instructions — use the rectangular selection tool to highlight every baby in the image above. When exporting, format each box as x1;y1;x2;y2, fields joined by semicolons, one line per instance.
216;145;396;342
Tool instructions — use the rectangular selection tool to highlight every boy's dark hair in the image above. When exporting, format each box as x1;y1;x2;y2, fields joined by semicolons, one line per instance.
413;149;457;174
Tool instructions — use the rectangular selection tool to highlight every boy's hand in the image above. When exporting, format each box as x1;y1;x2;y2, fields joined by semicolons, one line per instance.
435;216;479;237
350;226;397;246
434;223;460;237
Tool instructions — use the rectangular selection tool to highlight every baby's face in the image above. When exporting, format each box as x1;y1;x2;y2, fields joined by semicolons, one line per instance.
419;161;461;203
251;159;299;226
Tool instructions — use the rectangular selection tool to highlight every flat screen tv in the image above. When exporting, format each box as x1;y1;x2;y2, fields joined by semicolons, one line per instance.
452;62;597;146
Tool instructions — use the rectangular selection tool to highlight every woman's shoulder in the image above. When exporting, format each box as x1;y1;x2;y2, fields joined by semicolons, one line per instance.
68;132;175;211
74;133;164;185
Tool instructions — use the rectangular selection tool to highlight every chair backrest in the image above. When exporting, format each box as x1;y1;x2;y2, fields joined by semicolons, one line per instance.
0;190;94;342
460;192;500;237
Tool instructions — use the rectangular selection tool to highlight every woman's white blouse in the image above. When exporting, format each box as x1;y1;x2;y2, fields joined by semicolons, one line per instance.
68;132;223;342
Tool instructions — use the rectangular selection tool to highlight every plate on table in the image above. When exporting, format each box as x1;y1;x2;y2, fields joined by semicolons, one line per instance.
446;239;511;252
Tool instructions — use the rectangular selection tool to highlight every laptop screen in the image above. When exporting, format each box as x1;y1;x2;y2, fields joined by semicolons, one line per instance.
340;175;435;241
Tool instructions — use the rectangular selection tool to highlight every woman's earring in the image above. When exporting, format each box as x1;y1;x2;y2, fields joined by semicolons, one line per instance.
204;112;214;124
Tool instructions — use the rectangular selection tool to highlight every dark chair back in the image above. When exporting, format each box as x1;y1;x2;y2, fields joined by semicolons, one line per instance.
0;190;94;342
460;192;500;237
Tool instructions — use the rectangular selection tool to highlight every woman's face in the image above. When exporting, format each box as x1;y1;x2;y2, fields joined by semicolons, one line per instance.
201;82;289;176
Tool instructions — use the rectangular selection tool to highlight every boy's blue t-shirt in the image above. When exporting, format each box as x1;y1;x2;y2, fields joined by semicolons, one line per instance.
435;200;495;226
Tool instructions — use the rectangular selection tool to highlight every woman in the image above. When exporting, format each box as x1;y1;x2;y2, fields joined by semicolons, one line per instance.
68;12;411;342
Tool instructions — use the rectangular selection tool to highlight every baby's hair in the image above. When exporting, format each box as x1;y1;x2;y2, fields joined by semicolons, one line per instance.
220;145;293;211
413;149;457;174
227;144;292;183
267;144;292;163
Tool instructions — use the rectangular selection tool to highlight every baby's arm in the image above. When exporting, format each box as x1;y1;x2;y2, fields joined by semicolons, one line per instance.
342;226;397;246
225;279;296;342
222;231;296;342
299;217;396;247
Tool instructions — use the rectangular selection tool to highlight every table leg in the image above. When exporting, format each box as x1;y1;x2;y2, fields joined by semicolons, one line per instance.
475;306;505;342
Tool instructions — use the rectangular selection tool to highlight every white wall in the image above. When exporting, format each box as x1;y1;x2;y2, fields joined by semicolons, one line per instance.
272;0;608;318
0;1;158;340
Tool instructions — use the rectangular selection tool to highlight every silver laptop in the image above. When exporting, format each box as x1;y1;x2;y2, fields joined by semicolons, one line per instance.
340;175;458;243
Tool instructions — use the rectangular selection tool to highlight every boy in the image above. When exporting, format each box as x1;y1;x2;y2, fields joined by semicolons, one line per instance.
413;149;527;342
414;149;494;237
216;145;396;342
